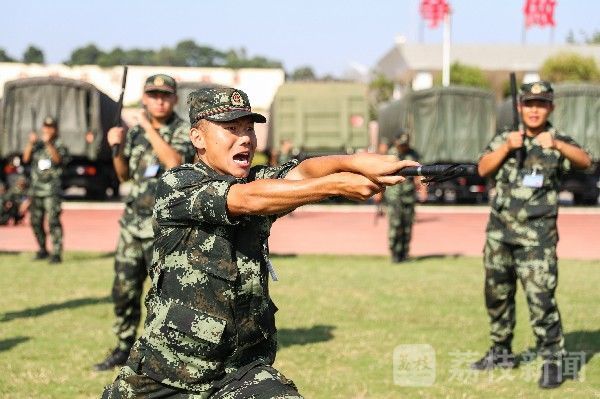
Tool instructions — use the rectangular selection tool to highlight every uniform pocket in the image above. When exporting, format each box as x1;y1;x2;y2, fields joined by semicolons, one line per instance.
163;301;226;345
188;228;238;282
150;300;227;360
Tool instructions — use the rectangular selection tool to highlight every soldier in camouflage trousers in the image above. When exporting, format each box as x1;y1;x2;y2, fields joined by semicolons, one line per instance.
472;81;592;389
379;132;426;262
101;87;419;398
94;74;195;372
21;116;68;264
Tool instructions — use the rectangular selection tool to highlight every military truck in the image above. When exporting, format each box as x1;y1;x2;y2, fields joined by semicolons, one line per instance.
379;86;495;203
269;82;369;159
497;83;600;205
0;77;120;198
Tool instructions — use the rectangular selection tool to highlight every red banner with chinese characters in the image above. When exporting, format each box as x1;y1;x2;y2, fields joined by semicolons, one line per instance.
524;0;557;28
419;0;450;28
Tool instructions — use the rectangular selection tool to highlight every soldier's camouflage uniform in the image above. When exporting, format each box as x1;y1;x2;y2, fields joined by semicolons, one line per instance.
0;183;27;225
28;139;68;256
384;147;419;261
481;123;586;360
111;114;194;353
103;159;303;398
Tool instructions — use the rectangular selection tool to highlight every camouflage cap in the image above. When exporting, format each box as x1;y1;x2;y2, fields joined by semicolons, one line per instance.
144;74;177;94
188;87;266;125
43;116;57;127
520;81;553;102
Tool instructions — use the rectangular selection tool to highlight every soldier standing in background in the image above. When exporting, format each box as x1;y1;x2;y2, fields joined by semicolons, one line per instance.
94;74;195;371
22;116;68;264
375;131;427;263
0;176;29;225
472;81;592;389
271;138;294;165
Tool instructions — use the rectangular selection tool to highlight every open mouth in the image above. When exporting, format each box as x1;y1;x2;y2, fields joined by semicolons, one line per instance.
233;152;251;167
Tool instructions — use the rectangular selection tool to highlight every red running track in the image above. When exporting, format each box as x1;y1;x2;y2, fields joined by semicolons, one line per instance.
1;204;598;260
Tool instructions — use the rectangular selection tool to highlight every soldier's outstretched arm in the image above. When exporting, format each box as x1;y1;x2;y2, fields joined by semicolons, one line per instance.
285;153;418;185
227;172;394;217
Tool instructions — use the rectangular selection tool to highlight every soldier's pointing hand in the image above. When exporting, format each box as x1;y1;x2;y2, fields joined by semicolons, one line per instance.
349;153;419;185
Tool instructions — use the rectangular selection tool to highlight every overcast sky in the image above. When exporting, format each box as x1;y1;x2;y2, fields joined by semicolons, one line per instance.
2;0;598;76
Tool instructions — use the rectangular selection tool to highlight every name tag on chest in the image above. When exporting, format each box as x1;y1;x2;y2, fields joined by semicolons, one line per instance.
143;164;160;178
38;159;52;171
523;173;544;188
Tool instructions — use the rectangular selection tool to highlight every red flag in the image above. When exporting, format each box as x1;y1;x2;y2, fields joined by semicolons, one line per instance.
524;0;557;28
420;0;450;28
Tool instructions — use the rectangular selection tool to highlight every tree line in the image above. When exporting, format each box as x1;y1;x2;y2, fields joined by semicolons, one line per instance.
0;40;283;69
0;40;328;81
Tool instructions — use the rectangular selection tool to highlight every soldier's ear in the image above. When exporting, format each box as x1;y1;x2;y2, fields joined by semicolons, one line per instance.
190;126;205;151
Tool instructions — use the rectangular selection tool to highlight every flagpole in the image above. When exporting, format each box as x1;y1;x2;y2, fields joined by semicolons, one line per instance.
442;11;451;87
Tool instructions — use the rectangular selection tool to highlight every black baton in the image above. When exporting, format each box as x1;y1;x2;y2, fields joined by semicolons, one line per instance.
111;65;128;158
510;72;525;168
396;164;477;183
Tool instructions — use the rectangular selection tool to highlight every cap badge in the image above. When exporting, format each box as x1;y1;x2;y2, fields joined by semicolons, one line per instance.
231;91;244;107
531;83;542;94
153;76;165;87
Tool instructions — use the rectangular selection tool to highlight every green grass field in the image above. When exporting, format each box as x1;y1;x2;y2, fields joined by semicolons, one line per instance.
0;252;598;398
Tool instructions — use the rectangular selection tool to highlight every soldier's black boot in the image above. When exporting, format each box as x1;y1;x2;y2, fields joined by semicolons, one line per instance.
33;249;49;260
93;347;130;371
392;252;407;263
471;345;518;370
538;361;563;389
49;254;62;264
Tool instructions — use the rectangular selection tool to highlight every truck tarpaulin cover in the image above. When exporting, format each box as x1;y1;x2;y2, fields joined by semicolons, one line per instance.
270;82;369;152
551;84;600;161
1;77;118;161
378;86;496;163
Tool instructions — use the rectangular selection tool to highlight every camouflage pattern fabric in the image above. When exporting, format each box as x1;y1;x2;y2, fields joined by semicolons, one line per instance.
112;226;153;352
188;88;266;125
481;123;586;360
484;238;563;359
111;113;195;352
0;184;27;225
29;139;68;197
102;361;301;398
484;124;584;247
384;148;419;260
120;114;194;238
0;195;9;225
103;158;300;396
30;195;62;255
